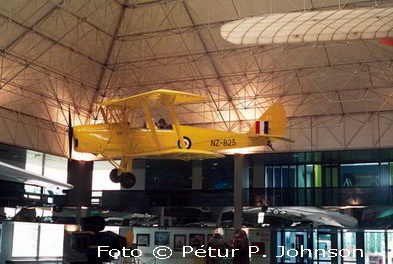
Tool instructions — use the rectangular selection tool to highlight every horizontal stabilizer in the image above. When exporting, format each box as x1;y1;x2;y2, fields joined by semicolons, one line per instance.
267;135;295;143
249;133;294;143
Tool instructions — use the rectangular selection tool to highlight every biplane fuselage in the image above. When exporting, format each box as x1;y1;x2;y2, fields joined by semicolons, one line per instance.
73;124;269;158
70;89;291;188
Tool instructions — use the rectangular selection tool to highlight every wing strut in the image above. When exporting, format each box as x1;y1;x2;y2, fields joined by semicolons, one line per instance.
167;104;186;149
141;103;161;149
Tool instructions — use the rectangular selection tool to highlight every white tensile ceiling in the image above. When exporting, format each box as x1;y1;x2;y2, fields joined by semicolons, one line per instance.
0;0;392;157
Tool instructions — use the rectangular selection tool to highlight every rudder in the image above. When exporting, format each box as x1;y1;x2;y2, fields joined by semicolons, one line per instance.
249;104;287;137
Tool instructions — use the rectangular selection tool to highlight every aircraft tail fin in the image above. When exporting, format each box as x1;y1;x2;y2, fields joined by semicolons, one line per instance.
248;104;288;140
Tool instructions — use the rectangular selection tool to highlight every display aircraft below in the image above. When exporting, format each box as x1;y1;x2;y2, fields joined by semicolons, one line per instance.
0;160;73;194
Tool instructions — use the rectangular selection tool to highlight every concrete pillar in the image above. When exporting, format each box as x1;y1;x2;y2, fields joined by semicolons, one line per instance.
66;159;94;207
331;230;339;264
192;160;203;190
160;207;165;226
234;154;249;230
356;231;365;264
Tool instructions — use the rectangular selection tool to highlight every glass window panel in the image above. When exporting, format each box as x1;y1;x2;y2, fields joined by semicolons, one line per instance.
332;166;339;187
274;166;282;187
12;222;39;257
92;161;121;191
282;231;308;263
43;154;68;184
306;165;314;187
380;162;389;186
289;166;296;188
282;167;289;188
276;230;282;263
341;163;379;187
342;230;357;262
201;158;232;190
314;165;322;187
323;165;331;187
39;224;64;257
25;150;43;174
266;166;273;188
25;184;42;194
388;231;393;264
365;230;386;264
297;166;305;188
313;230;332;262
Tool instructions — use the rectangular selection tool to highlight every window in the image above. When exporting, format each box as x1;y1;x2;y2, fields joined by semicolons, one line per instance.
12;222;64;259
43;154;68;184
202;157;233;190
92;161;121;191
365;230;385;264
12;222;39;257
388;231;393;264
39;224;64;257
146;159;192;190
25;150;43;174
341;163;379;187
342;230;357;263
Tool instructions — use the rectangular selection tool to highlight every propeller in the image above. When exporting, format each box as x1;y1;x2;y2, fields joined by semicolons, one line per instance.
68;106;73;160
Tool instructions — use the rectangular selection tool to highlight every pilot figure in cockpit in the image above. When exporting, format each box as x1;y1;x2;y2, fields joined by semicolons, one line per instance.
157;118;172;129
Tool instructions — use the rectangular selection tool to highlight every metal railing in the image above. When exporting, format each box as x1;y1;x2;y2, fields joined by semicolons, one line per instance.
97;186;393;207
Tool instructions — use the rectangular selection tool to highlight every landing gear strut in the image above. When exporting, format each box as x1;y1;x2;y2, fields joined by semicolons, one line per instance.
109;169;136;188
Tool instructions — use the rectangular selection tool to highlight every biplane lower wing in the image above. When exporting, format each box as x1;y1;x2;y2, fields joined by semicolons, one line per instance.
127;149;225;161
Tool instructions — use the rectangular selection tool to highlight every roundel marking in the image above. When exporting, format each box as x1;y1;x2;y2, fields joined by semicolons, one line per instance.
177;136;192;149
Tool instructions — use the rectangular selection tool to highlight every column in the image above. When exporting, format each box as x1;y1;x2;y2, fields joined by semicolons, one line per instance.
234;154;249;230
66;159;94;206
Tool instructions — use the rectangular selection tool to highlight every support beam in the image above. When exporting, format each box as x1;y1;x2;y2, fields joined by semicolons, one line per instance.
66;159;94;206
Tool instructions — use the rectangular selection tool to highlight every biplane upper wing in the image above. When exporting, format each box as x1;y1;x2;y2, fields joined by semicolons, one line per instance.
221;7;393;45
98;89;205;108
127;149;225;161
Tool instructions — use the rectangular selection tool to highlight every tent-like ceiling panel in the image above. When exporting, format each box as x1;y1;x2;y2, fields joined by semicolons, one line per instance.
0;0;392;156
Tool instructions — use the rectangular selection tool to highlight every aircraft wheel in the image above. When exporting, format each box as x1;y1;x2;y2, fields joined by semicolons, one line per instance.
120;172;136;188
109;169;121;183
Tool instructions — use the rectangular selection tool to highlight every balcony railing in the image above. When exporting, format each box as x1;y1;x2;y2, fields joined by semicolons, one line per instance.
98;186;393;207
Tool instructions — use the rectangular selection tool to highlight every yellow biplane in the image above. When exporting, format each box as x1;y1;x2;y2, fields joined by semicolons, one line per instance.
69;89;292;188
